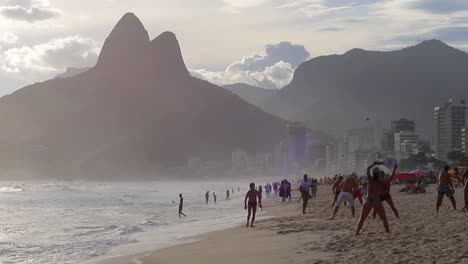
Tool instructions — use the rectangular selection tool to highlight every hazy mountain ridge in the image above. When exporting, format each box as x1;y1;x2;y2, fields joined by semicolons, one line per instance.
0;13;286;179
222;83;278;111
264;39;468;138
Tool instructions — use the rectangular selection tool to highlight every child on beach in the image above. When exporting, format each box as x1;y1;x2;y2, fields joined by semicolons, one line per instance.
244;183;262;228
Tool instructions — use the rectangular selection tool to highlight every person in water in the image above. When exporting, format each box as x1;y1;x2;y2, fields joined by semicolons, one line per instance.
373;166;399;219
244;183;262;228
436;165;456;213
356;162;391;235
332;175;359;219
179;194;187;218
205;191;209;204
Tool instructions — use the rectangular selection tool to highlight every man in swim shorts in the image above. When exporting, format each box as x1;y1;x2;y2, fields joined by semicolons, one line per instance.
332;175;359;219
436;165;456;213
244;183;262;228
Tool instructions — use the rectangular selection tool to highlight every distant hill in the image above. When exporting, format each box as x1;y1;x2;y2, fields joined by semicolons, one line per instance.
222;83;278;111
55;67;90;79
0;13;286;179
265;40;468;138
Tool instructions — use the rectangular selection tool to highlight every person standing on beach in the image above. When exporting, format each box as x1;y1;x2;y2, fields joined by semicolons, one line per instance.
332;176;344;207
226;189;230;201
213;192;217;204
436;165;456;213
372;165;399;219
205;191;210;204
463;178;468;213
244;183;262;228
179;194;187;218
356;162;390;235
332;175;359;219
311;179;318;199
300;174;312;214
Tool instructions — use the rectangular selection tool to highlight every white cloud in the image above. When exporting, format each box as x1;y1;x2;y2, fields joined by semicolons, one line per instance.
191;41;310;89
0;35;99;73
0;31;18;44
0;0;61;22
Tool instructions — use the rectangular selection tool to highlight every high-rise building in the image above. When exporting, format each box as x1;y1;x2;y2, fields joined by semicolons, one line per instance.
392;118;415;133
394;131;420;154
462;127;468;154
287;122;307;172
433;99;467;160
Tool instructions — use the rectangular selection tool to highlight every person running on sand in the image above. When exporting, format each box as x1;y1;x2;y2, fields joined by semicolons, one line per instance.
332;176;344;207
179;194;187;218
244;183;262;228
373;166;399;219
436;165;456;213
300;174;312;214
356;162;391;235
332;175;359;219
205;191;209;204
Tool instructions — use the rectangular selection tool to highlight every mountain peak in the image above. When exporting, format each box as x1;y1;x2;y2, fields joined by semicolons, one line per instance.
96;13;150;68
149;31;190;77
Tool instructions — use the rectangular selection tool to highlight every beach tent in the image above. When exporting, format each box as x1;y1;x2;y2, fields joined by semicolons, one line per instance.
394;172;419;180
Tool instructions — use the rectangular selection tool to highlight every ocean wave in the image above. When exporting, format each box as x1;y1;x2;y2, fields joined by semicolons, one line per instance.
0;186;24;193
118;224;145;235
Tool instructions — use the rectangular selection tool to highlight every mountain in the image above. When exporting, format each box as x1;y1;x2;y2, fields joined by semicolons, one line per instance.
265;40;468;138
222;83;278;111
0;13;286;179
55;67;90;79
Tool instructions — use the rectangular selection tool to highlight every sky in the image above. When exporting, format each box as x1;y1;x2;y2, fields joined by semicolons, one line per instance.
1;0;468;94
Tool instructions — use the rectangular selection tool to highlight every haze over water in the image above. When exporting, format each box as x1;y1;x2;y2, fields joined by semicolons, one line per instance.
0;180;250;264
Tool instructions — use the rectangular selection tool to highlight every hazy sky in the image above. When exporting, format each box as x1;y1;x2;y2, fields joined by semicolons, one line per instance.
1;0;468;94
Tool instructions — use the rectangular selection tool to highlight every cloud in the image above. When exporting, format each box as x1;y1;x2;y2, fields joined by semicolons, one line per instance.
0;32;18;44
0;35;99;73
318;26;343;31
190;41;310;89
0;0;61;22
407;0;468;14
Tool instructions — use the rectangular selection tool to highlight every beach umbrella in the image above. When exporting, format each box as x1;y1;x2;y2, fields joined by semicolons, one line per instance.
409;169;428;175
449;167;467;174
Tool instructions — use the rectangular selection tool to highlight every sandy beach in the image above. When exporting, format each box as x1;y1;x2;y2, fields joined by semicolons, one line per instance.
102;185;468;264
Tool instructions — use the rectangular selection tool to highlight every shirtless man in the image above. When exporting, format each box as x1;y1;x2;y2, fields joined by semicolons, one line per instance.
332;175;359;219
331;176;344;207
244;183;262;228
436;165;456;213
373;166;399;219
356;162;390;235
462;169;468;186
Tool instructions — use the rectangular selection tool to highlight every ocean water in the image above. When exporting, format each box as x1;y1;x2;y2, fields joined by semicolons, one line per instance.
0;181;257;264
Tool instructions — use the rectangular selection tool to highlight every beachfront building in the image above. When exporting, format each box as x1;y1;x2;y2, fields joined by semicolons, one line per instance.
392;118;415;133
394;131;420;155
462;127;468;154
287;122;307;173
433;99;467;160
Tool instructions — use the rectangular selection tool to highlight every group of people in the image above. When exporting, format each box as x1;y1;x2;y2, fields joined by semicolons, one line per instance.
180;162;468;233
